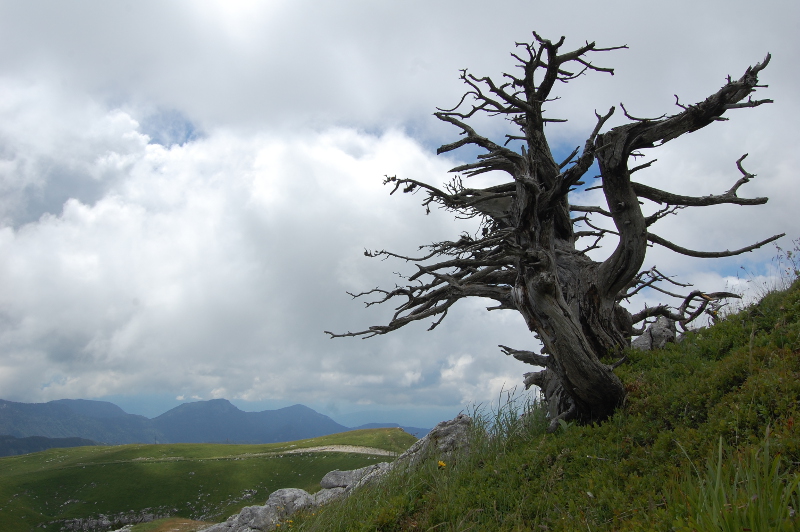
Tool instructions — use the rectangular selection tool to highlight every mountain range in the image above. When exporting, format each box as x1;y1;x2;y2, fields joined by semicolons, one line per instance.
0;398;428;454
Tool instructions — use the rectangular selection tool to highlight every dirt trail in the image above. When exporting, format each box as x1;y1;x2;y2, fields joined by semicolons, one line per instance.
282;445;398;457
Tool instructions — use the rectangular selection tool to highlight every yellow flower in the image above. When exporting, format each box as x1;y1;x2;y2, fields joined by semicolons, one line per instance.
438;460;446;469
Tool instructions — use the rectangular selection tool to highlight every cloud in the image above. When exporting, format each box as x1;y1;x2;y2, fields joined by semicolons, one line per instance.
3;1;794;139
0;0;797;425
0;80;149;226
0;103;531;412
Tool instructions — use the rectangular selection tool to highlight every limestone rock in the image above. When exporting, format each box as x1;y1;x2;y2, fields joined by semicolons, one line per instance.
395;413;472;469
312;487;346;506
348;414;472;490
632;316;677;351
58;509;174;532
201;488;313;532
346;461;394;491
266;488;314;515
320;464;385;489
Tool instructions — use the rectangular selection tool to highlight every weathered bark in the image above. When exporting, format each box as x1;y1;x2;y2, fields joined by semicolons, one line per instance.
327;32;782;430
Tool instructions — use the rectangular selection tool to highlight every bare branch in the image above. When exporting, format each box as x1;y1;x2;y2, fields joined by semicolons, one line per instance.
570;205;612;217
724;97;773;110
644;204;686;226
630;304;683;325
554;107;615;199
619;103;666;122
630;290;737;328
522;370;546;390
630;54;772;149
435;113;523;177
620;267;695;301
647;232;784;258
499;345;549;367
632;154;768;207
629;160;656;174
559;146;580;169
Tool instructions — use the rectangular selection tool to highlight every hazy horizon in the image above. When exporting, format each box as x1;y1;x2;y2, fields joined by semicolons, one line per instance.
3;394;454;429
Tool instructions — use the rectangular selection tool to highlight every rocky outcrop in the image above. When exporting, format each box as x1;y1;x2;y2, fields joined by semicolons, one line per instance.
631;316;677;351
394;413;471;468
318;466;366;489
57;508;176;531
203;489;315;532
199;473;370;532
320;462;389;489
311;486;346;506
328;413;472;492
341;461;394;491
200;414;473;532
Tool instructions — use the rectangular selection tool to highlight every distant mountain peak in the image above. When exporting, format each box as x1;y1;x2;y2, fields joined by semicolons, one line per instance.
280;404;318;413
156;398;240;416
151;399;348;443
50;399;129;419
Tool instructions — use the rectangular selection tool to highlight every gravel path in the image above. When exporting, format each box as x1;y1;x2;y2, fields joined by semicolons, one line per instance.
283;445;398;457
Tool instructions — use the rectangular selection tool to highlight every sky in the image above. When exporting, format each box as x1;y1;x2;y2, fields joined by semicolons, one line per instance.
0;0;797;428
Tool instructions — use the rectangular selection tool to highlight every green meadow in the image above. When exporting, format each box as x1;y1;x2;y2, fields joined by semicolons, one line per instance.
0;428;416;532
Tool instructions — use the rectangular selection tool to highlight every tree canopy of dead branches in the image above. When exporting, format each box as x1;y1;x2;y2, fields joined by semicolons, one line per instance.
326;32;782;430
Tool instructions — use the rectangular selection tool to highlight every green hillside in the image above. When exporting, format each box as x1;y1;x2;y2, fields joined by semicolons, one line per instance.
0;428;416;532
0;435;99;457
293;280;800;531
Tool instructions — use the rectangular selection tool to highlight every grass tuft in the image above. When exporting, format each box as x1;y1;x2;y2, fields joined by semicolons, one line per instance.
671;430;800;531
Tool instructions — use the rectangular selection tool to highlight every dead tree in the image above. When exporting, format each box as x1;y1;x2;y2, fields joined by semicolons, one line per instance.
326;32;783;430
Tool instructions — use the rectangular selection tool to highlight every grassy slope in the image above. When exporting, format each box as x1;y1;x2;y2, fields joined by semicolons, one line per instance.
0;428;416;532
294;281;800;531
0;435;99;458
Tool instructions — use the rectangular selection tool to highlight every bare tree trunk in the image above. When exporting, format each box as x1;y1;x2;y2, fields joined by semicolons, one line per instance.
514;251;628;424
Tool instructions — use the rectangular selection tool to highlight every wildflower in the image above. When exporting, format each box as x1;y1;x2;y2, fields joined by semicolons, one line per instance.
438;460;446;469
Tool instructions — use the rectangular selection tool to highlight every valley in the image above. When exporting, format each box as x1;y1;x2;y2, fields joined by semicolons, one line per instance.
0;428;416;532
